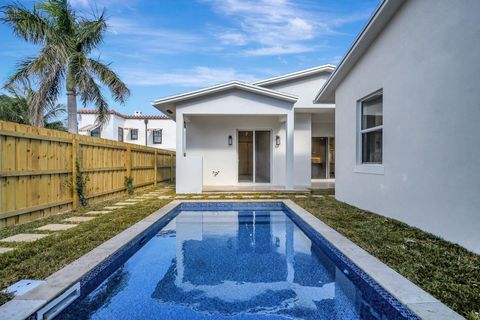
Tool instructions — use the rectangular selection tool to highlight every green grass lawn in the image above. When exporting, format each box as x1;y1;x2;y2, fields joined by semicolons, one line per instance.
0;186;478;319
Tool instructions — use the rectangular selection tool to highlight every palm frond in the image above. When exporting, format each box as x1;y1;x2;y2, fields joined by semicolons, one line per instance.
72;55;109;127
35;0;74;35
88;58;130;104
0;3;54;44
31;61;64;126
76;13;106;54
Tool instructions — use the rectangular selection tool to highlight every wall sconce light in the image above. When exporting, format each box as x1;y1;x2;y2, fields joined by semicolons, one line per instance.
275;135;281;147
228;135;233;146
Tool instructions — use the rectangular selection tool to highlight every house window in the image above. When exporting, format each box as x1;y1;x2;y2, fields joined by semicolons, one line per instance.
153;130;162;144
90;127;100;138
130;129;138;140
118;127;124;142
360;93;383;164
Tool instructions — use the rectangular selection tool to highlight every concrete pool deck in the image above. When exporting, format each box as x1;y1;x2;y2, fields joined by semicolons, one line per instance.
0;200;463;320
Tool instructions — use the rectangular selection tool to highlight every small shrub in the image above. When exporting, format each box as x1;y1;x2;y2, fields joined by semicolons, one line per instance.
124;176;134;195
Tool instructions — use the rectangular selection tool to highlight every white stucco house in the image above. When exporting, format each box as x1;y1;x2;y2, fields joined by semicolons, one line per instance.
77;109;176;151
314;0;480;253
153;65;336;193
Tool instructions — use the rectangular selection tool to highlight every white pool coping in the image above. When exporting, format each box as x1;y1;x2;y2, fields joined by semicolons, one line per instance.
0;200;463;320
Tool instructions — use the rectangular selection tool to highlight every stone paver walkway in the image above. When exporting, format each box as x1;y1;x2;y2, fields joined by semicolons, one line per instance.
85;210;111;215
63;217;95;223
0;234;47;243
0;247;15;254
37;224;78;231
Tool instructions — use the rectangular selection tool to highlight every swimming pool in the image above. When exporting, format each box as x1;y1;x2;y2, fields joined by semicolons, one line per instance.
55;202;417;320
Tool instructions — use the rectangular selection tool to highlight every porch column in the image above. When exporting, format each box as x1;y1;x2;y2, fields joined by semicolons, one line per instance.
286;110;294;189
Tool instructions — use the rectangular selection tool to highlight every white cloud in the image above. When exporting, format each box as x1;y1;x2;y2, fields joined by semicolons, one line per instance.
120;66;261;87
244;44;314;57
216;32;248;46
204;0;371;56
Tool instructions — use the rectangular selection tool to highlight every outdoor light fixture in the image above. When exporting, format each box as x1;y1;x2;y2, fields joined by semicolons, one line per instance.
276;135;281;147
228;135;233;146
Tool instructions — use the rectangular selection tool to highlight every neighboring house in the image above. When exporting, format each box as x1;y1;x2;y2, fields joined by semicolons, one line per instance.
314;0;480;253
77;109;176;151
153;65;336;193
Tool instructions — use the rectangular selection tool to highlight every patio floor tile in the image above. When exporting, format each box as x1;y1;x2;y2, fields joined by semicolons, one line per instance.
191;195;203;198
36;224;78;231
312;195;324;198
295;195;308;198
0;234;48;243
207;196;220;198
114;202;135;206
158;196;171;199
63;217;95;223
175;196;188;199
104;206;125;210
0;247;15;254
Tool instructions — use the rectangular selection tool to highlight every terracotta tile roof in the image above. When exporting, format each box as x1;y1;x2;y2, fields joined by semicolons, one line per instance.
78;109;169;119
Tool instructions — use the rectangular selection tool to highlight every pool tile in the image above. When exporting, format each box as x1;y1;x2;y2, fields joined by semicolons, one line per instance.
0;234;48;243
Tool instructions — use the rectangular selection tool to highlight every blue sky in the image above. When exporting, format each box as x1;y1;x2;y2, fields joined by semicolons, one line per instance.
0;0;379;116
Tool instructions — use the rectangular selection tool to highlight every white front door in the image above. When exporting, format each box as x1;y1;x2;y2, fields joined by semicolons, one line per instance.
238;130;271;183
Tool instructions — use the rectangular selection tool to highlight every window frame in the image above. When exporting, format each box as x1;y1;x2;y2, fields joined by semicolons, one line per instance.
152;129;162;144
90;127;101;138
118;127;124;142
130;128;138;140
355;90;384;175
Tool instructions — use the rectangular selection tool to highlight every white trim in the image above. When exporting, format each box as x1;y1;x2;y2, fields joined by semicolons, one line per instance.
253;65;335;86
152;81;298;108
356;90;384;171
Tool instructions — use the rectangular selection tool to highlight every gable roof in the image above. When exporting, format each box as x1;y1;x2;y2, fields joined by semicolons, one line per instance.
152;80;298;109
78;109;170;119
314;0;406;103
254;64;335;87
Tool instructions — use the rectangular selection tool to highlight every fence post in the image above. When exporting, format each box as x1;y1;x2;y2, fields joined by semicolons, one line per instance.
72;135;79;210
126;145;132;192
154;150;158;187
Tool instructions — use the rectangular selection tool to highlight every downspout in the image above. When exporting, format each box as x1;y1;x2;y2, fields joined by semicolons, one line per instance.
144;119;149;146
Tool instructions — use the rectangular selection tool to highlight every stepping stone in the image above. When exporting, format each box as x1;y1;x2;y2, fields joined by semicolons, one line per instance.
207;195;220;199
124;199;141;202
158;196;171;199
0;247;15;254
85;210;111;215
63;217;95;223
0;234;47;243
242;195;254;198
328;195;335;198
225;196;237;198
259;195;272;198
312;195;324;198
192;195;203;198
37;224;78;231
114;202;135;206
175;196;187;199
104;206;124;210
295;195;307;198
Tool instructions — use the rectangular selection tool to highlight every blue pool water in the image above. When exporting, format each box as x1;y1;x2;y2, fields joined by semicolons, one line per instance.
56;203;416;320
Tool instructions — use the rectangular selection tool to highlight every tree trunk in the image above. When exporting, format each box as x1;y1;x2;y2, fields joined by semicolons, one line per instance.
67;90;78;133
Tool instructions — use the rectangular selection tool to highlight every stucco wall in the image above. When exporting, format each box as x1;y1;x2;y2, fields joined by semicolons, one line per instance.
335;0;480;253
262;73;334;110
77;113;176;150
186;115;286;186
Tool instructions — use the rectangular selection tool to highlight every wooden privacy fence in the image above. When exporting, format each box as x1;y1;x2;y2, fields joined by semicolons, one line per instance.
0;120;175;228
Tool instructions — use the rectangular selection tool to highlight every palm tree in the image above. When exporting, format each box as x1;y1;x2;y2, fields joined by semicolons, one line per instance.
0;0;130;133
0;80;67;130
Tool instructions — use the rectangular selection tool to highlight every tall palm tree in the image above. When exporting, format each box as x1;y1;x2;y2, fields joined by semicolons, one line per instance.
0;0;130;133
0;80;67;130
